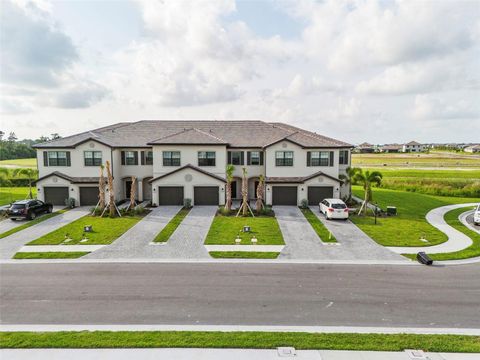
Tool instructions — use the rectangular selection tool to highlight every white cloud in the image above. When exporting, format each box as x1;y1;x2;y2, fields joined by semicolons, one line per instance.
413;93;480;120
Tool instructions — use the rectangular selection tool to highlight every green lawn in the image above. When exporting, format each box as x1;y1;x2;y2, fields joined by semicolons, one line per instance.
209;251;280;259
0;158;36;167
0;209;67;239
405;206;480;261
0;187;37;206
13;252;89;259
350;186;479;247
205;214;284;245
27;215;143;245
1;331;479;352
300;207;337;243
153;208;190;242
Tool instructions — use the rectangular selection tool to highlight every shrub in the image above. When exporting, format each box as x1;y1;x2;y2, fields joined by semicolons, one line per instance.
134;206;146;216
300;199;308;209
184;198;192;209
65;198;75;208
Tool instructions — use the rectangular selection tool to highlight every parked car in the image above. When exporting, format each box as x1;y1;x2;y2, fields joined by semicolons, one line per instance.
319;198;349;220
6;200;53;221
474;204;480;226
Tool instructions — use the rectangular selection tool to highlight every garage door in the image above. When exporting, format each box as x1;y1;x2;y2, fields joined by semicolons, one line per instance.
272;186;297;205
79;187;99;206
307;186;334;205
158;186;184;205
194;186;219;205
44;187;69;206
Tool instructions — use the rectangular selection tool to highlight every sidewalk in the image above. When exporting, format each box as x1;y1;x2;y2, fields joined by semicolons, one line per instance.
1;348;478;359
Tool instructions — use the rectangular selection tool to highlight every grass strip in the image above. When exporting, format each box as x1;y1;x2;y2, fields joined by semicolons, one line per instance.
0;331;479;352
209;251;279;259
406;207;480;261
300;207;337;243
0;209;68;239
153;208;191;242
13;252;89;259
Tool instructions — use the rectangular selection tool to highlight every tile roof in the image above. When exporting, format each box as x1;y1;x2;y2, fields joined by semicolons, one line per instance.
266;171;341;184
34;171;104;184
149;164;226;183
33;120;352;149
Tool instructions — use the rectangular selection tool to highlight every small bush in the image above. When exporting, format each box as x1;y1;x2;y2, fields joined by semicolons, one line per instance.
134;206;146;216
300;199;308;209
218;206;234;216
184;198;192;209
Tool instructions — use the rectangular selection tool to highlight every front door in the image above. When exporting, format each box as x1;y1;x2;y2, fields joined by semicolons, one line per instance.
231;181;237;199
254;181;259;197
125;180;132;199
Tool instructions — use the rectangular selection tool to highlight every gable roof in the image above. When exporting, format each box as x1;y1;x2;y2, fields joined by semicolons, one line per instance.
148;164;226;183
266;171;341;184
33;171;103;184
405;141;422;146
33;120;352;149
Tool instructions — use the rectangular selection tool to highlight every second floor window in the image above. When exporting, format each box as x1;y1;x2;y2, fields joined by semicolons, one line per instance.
248;151;263;165
163;151;180;166
228;151;243;165
198;151;216;166
84;151;102;166
44;151;70;167
141;151;153;165
275;151;293;166
121;150;138;165
339;150;349;165
308;151;333;166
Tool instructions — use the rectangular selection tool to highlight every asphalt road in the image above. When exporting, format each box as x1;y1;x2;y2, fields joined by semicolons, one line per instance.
1;263;480;327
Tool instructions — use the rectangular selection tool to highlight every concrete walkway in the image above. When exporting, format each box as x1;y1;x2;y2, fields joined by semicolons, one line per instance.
84;206;182;259
1;348;477;360
18;245;106;253
388;203;478;254
0;206;63;235
310;207;406;261
0;207;89;260
275;206;327;259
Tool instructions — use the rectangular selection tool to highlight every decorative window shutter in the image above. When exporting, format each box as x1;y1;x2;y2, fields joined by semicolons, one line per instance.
134;151;139;165
306;152;311;167
259;151;264;165
227;152;232;164
121;151;125;165
141;151;145;165
240;152;245;165
66;152;71;166
329;151;334;166
43;152;48;166
247;152;251;165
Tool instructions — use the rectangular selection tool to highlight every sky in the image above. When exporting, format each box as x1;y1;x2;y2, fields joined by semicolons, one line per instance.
0;0;479;144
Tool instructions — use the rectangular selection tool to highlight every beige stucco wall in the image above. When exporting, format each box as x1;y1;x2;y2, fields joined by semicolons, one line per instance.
150;167;225;206
35;176;99;207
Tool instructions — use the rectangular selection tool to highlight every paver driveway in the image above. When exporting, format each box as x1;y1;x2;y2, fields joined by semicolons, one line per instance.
0;206;64;235
0;207;90;259
275;206;405;261
86;206;216;259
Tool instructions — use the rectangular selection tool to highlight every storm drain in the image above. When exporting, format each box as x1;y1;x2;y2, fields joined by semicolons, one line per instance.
405;349;429;359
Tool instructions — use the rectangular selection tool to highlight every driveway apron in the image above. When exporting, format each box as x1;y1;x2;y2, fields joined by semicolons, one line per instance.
0;207;90;259
275;206;326;260
310;207;406;261
86;206;216;259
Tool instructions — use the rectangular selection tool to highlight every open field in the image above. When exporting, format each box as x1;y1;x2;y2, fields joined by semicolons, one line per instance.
1;331;479;352
0;158;36;168
350;186;479;247
0;187;36;206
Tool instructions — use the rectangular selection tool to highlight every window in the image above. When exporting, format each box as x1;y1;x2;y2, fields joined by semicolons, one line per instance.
163;151;180;166
248;151;263;165
45;151;70;166
125;151;137;165
308;151;331;166
275;151;293;166
228;151;243;165
145;151;154;165
198;151;216;166
339;150;349;165
84;151;102;166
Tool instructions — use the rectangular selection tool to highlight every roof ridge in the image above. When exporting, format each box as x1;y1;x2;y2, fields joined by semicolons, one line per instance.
192;128;227;143
148;128;194;143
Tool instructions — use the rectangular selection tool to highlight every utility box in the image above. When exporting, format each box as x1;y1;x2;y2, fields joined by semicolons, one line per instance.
243;226;251;233
387;206;397;216
84;225;93;233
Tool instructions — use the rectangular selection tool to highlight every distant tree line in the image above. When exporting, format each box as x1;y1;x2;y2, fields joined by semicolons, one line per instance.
0;131;61;160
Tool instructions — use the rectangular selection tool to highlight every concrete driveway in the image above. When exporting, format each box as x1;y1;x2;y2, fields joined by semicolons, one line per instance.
0;206;64;235
0;207;90;259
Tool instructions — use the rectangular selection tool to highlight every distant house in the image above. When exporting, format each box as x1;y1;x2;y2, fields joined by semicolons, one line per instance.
464;145;480;153
355;142;376;153
402;141;425;153
379;144;402;153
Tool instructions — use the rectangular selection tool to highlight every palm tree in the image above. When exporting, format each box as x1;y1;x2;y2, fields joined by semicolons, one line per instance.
255;174;265;213
236;167;254;217
98;165;106;211
353;169;383;215
12;168;37;199
225;164;235;211
105;160;116;217
339;166;360;203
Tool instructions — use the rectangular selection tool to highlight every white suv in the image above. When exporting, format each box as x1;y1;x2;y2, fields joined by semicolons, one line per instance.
474;204;480;226
319;198;349;220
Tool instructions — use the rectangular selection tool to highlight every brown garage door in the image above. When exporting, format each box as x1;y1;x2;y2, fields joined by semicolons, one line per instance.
194;186;219;205
44;187;69;206
80;187;99;206
307;186;334;205
272;186;297;205
158;186;184;205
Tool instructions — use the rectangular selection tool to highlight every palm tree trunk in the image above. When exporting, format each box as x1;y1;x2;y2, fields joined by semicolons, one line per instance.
225;180;232;211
